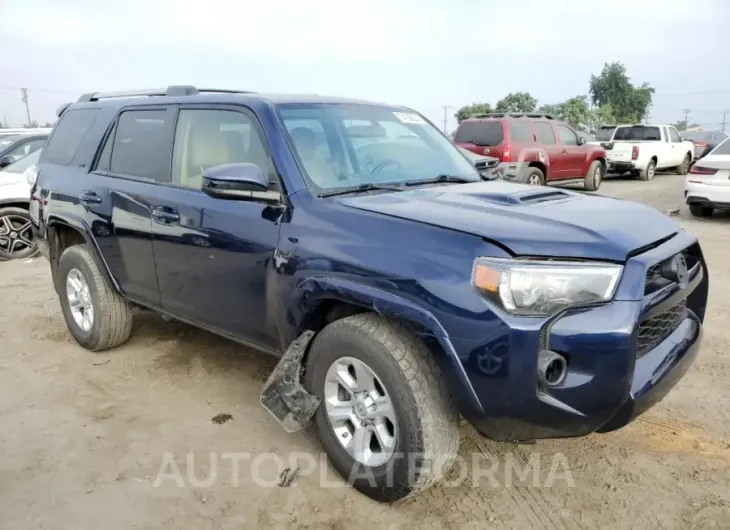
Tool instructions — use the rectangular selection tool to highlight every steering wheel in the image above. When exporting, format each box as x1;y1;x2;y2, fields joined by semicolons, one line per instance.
370;159;402;174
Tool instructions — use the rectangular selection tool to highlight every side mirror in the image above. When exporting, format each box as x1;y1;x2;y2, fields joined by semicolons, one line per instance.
0;156;13;168
680;136;686;142
201;163;281;203
577;137;586;146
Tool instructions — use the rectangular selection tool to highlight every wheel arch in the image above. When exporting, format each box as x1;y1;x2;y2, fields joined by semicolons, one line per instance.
46;214;121;296
285;276;485;420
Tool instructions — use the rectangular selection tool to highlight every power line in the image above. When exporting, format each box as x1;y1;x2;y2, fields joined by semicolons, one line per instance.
654;88;730;97
0;86;80;95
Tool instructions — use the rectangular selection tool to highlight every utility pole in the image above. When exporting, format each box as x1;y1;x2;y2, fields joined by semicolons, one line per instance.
20;88;31;127
722;111;727;133
442;105;454;134
681;108;690;128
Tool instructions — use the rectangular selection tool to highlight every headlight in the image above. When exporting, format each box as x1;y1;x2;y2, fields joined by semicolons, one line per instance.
472;257;623;316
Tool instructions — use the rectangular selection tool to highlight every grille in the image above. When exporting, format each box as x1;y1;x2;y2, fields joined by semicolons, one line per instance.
636;300;687;358
644;248;699;295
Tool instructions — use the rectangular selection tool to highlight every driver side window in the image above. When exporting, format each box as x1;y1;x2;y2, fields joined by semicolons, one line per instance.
556;125;578;146
669;127;681;143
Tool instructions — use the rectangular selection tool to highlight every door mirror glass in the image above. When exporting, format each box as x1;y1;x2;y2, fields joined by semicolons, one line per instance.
201;163;280;203
577;136;586;146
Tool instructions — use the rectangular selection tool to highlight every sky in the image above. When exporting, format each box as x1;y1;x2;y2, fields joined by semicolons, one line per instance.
2;0;730;131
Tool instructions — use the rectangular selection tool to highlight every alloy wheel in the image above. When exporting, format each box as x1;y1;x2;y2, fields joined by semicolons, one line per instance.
66;268;94;332
0;214;34;259
528;174;541;186
323;357;397;467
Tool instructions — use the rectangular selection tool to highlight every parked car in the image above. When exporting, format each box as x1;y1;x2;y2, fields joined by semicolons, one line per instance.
684;137;730;217
457;145;501;179
453;113;606;190
0;133;48;168
0;149;41;261
31;86;708;502
604;124;694;180
682;130;728;162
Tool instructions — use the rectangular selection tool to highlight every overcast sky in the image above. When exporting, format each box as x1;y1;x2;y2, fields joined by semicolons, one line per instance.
2;0;729;131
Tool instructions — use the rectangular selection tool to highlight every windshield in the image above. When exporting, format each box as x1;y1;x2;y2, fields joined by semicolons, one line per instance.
453;121;503;146
1;148;41;174
0;135;22;149
595;127;616;141
277;103;479;192
613;126;661;141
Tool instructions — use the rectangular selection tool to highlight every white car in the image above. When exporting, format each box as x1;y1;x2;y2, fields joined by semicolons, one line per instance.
0;149;40;261
685;137;730;218
602;124;694;180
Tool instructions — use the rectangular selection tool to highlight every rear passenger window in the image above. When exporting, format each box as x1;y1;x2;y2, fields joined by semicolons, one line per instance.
557;125;578;146
109;110;170;180
534;122;556;145
171;109;276;190
510;122;533;143
42;109;99;165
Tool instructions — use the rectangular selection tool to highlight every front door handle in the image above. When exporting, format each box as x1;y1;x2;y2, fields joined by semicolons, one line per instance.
79;191;102;205
561;148;568;154
152;206;180;225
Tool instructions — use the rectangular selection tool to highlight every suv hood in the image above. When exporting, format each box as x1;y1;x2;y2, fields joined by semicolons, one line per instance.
338;182;680;261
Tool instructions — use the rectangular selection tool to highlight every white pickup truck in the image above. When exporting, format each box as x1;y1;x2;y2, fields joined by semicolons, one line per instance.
594;124;694;180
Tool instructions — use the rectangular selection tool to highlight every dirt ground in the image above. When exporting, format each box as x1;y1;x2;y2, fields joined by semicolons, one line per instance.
1;173;729;530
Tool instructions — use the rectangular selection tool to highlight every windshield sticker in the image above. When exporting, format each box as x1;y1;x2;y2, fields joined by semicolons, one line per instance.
393;112;425;125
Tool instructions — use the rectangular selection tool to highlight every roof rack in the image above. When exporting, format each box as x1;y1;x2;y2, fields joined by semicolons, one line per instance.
76;85;253;103
470;112;556;120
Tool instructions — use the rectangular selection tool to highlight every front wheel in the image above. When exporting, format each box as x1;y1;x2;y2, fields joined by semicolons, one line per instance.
676;154;691;175
305;314;460;502
56;245;133;351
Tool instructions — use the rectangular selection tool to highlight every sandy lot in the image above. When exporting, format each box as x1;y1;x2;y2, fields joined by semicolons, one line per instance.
1;174;729;529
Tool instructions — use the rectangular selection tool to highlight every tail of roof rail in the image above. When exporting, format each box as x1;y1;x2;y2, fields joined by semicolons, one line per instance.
77;85;253;102
470;112;556;120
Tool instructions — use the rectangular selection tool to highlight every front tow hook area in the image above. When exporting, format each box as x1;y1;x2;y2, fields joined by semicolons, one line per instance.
260;330;321;433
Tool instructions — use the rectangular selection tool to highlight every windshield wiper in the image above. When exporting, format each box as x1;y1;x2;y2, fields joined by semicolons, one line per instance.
318;183;406;198
404;174;475;187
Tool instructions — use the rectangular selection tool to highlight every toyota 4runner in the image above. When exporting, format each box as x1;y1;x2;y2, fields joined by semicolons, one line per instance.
31;86;708;502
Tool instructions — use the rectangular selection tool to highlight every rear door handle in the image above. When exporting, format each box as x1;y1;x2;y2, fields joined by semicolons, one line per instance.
152;206;180;224
79;191;102;205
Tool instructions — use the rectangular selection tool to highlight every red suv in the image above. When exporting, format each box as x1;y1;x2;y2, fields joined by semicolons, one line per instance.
454;113;607;190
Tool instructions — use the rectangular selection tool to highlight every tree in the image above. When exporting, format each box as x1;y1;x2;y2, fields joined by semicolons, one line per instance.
495;92;537;113
455;103;492;123
591;104;617;128
589;62;655;123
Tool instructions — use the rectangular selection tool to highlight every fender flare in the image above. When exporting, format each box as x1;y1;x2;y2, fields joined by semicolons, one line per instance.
46;213;122;295
286;276;485;419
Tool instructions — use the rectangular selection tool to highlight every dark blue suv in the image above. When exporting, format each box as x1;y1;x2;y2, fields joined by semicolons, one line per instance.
30;86;708;502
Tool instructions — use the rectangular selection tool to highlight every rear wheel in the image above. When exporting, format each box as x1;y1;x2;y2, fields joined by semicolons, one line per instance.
639;160;656;181
56;245;133;351
583;160;603;191
689;204;714;218
305;314;460;502
676;154;691;175
0;207;38;261
525;167;545;186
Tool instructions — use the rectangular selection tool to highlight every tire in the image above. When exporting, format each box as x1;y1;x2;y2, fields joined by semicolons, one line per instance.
689;204;713;218
0;207;39;261
524;167;545;186
305;313;460;502
676;154;691;175
584;160;603;191
639;160;656;181
56;244;133;351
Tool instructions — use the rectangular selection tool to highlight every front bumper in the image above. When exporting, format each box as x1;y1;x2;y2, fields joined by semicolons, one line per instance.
454;231;707;441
